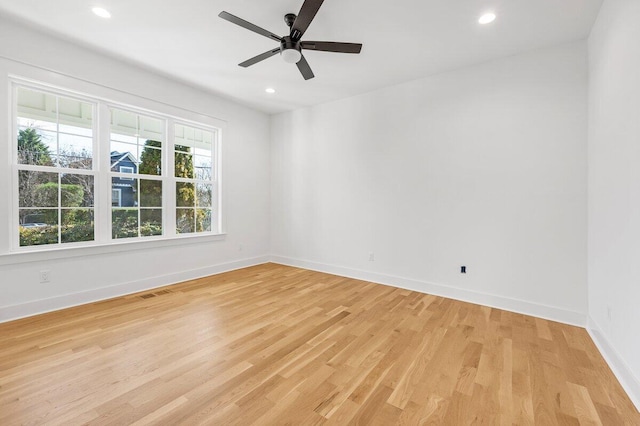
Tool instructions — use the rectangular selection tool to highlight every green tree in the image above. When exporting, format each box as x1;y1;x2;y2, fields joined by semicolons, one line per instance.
174;146;194;179
137;140;212;234
18;128;54;221
138;140;165;208
18;129;49;228
139;140;201;233
139;139;194;181
34;182;84;207
18;128;52;166
174;145;195;210
138;140;162;175
139;139;195;215
174;147;197;233
17;128;95;246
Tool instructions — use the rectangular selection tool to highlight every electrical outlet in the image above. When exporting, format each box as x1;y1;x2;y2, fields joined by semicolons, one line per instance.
368;252;375;262
39;270;50;283
461;266;466;274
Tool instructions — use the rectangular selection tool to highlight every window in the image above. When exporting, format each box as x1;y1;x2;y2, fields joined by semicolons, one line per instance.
111;188;122;207
12;82;222;251
175;124;216;234
119;166;134;180
16;87;96;247
110;108;164;239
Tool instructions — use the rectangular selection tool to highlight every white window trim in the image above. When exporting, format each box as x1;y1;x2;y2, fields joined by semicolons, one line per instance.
9;78;226;255
0;232;227;266
173;120;219;235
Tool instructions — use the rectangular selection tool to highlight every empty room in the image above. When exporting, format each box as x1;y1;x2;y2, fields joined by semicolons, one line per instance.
0;0;639;424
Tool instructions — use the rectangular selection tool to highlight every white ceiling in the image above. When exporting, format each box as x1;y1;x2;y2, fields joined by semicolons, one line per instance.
0;0;602;114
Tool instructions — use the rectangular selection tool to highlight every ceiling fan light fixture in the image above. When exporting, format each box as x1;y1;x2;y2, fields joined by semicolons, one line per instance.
281;48;302;64
478;12;496;25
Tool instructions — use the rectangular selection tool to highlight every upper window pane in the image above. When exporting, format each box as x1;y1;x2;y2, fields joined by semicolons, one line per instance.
17;87;94;169
58;133;93;169
174;124;214;180
138;145;162;176
110;108;165;177
195;156;213;181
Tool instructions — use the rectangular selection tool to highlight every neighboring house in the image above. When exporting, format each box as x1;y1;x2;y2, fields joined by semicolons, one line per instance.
110;151;137;207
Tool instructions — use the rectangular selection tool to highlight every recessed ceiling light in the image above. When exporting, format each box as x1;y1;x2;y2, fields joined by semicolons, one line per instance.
265;88;276;94
92;7;111;19
478;12;496;25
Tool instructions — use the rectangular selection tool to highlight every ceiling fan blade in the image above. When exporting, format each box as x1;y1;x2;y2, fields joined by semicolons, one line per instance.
301;41;362;54
290;0;325;41
219;11;282;42
296;54;315;80
239;48;281;67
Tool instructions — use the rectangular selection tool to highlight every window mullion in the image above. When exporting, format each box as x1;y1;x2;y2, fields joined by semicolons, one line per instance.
9;84;18;251
56;97;61;244
96;102;112;243
215;128;223;234
166;119;176;236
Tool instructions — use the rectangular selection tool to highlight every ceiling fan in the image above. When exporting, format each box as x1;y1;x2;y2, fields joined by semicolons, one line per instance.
218;0;363;80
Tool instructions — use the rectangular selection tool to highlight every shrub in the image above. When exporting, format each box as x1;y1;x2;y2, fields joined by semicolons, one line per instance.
19;226;58;246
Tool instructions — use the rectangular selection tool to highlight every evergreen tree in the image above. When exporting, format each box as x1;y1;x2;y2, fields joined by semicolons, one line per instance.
174;146;194;179
139;139;195;207
18;128;52;166
138;140;162;175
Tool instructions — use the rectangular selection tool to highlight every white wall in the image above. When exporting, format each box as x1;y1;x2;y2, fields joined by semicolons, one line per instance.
0;16;271;321
587;0;640;408
271;42;588;324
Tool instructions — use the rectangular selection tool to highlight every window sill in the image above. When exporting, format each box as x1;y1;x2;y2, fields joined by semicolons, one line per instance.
0;233;227;266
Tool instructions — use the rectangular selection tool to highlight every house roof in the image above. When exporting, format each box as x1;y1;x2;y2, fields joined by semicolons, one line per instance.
110;151;137;169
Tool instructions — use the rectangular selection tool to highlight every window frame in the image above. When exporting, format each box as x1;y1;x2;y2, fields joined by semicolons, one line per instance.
108;105;168;241
173;121;219;235
9;79;225;254
13;86;99;250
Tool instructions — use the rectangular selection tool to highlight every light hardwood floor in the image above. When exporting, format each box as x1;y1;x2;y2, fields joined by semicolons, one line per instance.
1;263;638;425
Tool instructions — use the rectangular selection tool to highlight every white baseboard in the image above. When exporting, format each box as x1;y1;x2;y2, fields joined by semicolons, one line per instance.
0;255;270;324
270;255;586;327
587;317;640;412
